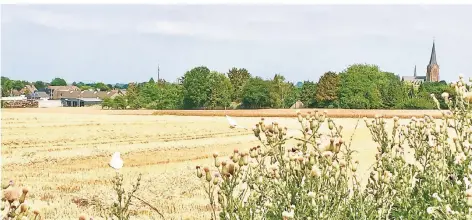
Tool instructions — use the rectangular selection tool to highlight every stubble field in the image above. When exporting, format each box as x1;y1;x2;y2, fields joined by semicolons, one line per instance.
1;107;422;219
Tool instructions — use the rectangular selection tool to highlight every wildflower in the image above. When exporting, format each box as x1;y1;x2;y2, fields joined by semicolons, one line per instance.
321;151;333;158
196;166;203;178
432;193;442;202
3;187;20;202
203;167;212;182
307;191;315;199
465;188;472;197
427;207;435;214
454;152;467;164
282;210;294;219
441;92;449;100
445;204;452;214
310;165;322;178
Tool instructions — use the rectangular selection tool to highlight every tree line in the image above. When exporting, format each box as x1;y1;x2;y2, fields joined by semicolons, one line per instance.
0;76;128;97
1;63;455;110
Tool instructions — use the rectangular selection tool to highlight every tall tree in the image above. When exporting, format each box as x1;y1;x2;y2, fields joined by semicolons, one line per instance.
1;77;13;97
337;64;384;109
95;82;110;91
182;66;212;109
12;80;26;91
50;78;67;86
34;81;46;90
241;77;271;109
315;71;340;107
298;81;317;107
207;71;233;109
227;67;251;102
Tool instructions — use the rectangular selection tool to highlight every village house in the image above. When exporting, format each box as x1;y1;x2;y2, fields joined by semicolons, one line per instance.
59;90;125;107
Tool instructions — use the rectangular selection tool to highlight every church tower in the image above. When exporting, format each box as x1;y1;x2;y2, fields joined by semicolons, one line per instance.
426;40;439;82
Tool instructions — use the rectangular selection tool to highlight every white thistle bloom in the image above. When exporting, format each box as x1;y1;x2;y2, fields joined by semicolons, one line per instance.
307;191;315;198
282;211;294;219
454;152;467;165
445;204;452;214
465;177;471;189
432;193;442;202
427;207;435;214
441;92;449;100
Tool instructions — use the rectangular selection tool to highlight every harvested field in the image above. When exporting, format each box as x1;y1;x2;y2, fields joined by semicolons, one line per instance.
152;109;444;119
1;107;430;219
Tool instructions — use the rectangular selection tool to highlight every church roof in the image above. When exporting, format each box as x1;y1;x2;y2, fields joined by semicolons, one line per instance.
429;40;437;66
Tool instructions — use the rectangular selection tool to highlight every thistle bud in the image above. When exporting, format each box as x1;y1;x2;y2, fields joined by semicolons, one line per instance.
243;154;249;166
238;157;244;167
204;167;212;182
297;112;303;122
310;165;321;178
19;187;28;204
19;203;28;213
213;173;220;185
196;166;203;178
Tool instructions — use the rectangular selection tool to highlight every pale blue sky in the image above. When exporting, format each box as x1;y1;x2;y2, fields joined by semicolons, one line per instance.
1;5;471;84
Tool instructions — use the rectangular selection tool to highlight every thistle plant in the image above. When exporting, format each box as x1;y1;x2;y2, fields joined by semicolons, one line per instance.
197;111;364;219
92;173;142;220
1;180;44;220
197;75;472;219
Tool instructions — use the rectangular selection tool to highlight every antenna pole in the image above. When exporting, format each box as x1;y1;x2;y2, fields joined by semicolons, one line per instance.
157;64;160;83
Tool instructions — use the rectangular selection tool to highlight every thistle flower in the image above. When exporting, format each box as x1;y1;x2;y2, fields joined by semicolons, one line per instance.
3;188;20;203
204;167;212;182
196;166;203;178
307;191;315;199
441;92;449;100
310;165;321;178
432;193;442;202
427;207;435;214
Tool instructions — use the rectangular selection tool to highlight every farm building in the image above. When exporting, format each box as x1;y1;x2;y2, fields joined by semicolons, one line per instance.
61;98;103;107
290;100;305;109
27;91;49;100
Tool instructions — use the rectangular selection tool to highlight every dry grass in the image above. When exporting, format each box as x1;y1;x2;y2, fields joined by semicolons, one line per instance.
151;109;443;119
1;107;424;219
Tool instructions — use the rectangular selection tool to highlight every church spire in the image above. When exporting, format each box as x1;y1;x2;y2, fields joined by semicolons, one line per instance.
429;40;437;66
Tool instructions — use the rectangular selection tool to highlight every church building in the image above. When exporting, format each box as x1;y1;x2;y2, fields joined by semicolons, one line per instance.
402;41;440;84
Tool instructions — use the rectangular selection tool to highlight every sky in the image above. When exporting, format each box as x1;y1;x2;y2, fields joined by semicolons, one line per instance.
1;4;472;84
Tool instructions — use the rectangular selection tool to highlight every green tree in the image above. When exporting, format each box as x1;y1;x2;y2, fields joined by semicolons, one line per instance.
101;97;112;109
50;78;67;86
315;71;340;107
1;77;13;97
33;81;46;90
298;81;317;107
241;77;271;109
377;72;408;109
283;83;300;108
207;71;233;109
269;74;286;108
12;80;26;91
95;82;110;91
113;96;128;109
338;64;383;109
126;83;142;109
182;66;212;109
148;78;155;84
417;81;455;109
227;67;251;102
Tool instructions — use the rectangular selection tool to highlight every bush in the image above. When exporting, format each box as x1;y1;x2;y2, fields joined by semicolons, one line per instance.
195;75;472;219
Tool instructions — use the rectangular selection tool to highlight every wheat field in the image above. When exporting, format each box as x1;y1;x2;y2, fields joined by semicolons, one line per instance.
1;107;413;219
